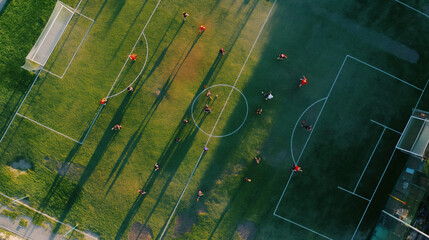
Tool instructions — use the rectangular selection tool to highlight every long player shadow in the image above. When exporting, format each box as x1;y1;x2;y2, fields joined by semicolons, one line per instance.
49;93;133;238
114;115;206;240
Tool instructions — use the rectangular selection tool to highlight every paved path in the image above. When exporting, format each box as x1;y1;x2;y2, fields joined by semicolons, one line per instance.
0;207;65;240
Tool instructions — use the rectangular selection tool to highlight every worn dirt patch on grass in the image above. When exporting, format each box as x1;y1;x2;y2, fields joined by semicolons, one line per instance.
174;214;196;237
236;221;256;240
128;222;152;240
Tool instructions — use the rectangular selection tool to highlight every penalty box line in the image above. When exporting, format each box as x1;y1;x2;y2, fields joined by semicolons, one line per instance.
16;113;81;144
351;148;397;239
273;213;333;240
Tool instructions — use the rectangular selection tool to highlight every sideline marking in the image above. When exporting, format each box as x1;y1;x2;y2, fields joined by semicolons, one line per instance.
0;191;98;240
353;128;386;192
414;79;429;110
191;84;249;138
348;55;423;92
370;120;401;134
394;0;429;18
16;113;81;144
273;172;294;214
337;186;370;202
273;213;333;240
290;97;326;164
159;1;278;239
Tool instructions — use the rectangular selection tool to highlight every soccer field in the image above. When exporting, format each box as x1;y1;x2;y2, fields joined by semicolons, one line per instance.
0;0;428;239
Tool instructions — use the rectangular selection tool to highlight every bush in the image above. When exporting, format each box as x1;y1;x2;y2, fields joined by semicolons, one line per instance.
18;218;28;227
1;209;18;220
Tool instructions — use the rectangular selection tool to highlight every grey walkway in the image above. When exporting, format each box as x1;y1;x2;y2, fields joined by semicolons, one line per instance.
0;213;65;240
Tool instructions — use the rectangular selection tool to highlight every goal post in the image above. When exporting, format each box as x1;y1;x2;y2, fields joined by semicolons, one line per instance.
396;109;429;159
22;1;74;71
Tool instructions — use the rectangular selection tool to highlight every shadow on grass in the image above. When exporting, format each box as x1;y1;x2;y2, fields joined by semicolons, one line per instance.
49;93;133;238
115;115;206;240
109;0;150;61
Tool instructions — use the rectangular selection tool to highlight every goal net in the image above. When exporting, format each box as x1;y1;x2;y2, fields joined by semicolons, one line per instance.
397;109;429;159
22;1;74;71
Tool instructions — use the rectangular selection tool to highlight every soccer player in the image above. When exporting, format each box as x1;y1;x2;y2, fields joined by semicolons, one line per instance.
244;177;252;182
219;48;226;56
127;86;134;93
254;156;261;164
204;105;212;113
256;108;263;115
199;25;206;34
182;12;189;21
265;91;273;101
100;98;107;105
299;75;307;88
204;147;209;152
111;124;122;131
277;53;287;60
154;163;160;171
138;190;146;195
129;54;137;61
183;119;189;124
197;190;204;201
291;165;303;172
301;121;312;131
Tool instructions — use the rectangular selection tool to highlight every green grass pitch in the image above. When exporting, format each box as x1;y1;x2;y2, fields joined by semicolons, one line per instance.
0;0;428;239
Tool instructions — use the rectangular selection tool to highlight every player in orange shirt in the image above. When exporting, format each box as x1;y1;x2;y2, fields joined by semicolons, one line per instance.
129;54;137;61
299;75;308;88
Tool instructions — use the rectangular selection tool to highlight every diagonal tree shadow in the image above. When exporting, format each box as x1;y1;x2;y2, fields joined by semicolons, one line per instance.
49;93;133;237
115;115;206;240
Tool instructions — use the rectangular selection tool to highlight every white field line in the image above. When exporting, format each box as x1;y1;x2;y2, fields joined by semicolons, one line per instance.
414;79;429;111
0;191;98;240
296;55;348;163
353;128;386;193
347;55;423;92
75;11;94;22
80;106;104;143
158;150;205;239
106;0;162;98
0;70;42;144
159;1;278;239
370;120;401;134
337;186;370;202
42;68;63;79
273;213;333;240
60;19;95;78
274;55;347;237
351;148;397;239
273;172;294;214
290;98;327;164
16;113;81;144
394;0;429;18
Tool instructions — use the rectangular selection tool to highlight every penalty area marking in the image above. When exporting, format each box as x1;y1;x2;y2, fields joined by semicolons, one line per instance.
273;213;333;240
16;113;81;144
191;84;249;138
